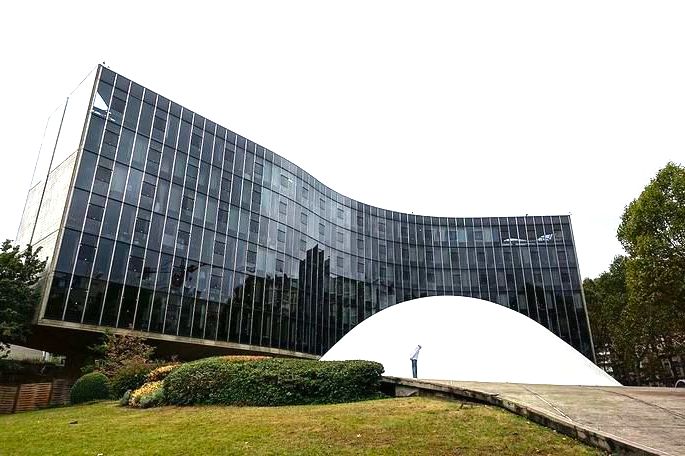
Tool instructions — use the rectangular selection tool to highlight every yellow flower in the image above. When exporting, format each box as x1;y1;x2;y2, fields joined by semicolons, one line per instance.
130;381;163;407
221;355;270;362
146;364;180;382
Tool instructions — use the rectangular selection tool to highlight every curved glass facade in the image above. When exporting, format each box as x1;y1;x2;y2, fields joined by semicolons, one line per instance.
39;66;592;358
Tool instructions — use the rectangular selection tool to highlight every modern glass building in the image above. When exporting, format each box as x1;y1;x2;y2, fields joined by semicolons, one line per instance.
18;65;594;360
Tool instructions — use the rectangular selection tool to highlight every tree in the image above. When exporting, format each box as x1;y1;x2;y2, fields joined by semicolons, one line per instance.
583;163;685;384
90;330;155;377
584;256;635;383
0;241;46;358
618;164;685;342
586;163;685;385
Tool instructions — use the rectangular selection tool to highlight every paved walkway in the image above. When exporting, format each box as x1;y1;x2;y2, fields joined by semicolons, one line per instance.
384;377;685;456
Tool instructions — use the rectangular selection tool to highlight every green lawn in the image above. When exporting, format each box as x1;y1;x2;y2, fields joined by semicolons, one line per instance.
0;397;602;455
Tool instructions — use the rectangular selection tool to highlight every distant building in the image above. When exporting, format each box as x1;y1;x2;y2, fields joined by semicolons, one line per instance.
4;345;64;365
661;355;684;383
593;342;683;386
594;344;614;375
17;65;594;360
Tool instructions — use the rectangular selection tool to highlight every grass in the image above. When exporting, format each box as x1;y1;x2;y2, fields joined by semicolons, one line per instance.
0;397;603;455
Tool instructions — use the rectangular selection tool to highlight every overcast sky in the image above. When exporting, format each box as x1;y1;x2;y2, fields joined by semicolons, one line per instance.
1;1;683;278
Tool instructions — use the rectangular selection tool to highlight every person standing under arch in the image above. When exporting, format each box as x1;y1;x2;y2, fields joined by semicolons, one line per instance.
410;345;422;378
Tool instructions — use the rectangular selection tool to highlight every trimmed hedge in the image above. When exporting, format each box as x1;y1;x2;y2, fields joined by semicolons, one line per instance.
70;372;111;404
110;362;156;399
164;357;384;406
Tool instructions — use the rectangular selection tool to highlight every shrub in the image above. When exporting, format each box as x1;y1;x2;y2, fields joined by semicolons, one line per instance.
70;372;111;404
130;381;164;408
221;355;271;362
119;389;132;406
110;361;156;398
146;363;180;382
139;386;165;408
164;357;384;406
91;331;155;378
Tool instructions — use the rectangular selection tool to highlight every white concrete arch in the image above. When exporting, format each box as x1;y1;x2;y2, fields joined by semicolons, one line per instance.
321;296;619;386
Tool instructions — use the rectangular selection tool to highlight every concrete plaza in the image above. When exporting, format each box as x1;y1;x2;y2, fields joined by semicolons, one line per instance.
383;377;685;456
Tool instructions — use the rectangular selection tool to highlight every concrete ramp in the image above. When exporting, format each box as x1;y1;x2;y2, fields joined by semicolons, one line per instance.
382;377;685;456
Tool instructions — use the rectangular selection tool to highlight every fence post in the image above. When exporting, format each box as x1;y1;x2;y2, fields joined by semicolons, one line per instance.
47;380;54;406
12;385;21;413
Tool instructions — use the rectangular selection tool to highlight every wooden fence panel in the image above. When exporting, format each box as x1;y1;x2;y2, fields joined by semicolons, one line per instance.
0;386;18;413
0;380;72;413
14;383;52;412
50;379;72;406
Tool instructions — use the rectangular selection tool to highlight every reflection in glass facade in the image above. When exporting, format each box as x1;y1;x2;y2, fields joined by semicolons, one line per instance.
25;66;593;359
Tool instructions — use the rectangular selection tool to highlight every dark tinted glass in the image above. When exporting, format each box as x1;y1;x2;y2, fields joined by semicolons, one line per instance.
47;69;591;360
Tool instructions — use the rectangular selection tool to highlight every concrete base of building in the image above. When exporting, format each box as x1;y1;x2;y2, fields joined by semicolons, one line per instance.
21;319;318;377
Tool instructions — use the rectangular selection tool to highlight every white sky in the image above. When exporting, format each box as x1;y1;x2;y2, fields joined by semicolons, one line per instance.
1;1;683;279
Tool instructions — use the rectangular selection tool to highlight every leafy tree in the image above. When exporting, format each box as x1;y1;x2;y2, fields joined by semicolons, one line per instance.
0;241;46;359
584;256;648;384
588;163;685;384
90;330;155;378
618;162;685;369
